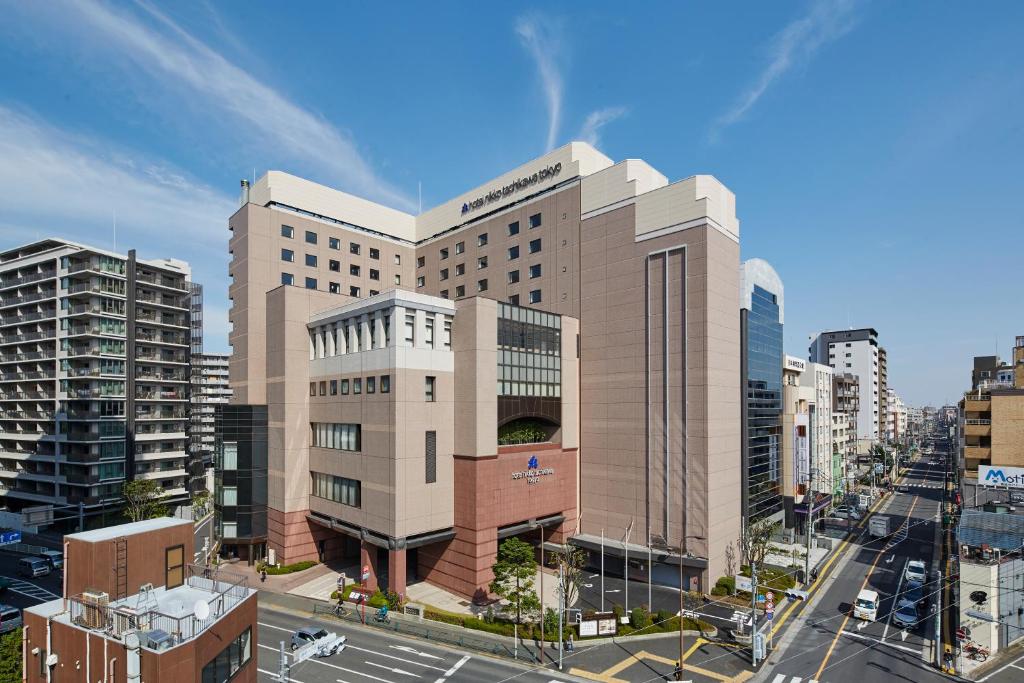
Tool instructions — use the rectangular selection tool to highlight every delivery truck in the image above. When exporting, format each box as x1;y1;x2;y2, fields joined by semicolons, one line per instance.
869;515;890;538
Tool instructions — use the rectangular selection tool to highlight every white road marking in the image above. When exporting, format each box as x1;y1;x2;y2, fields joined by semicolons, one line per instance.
771;676;785;683
258;622;446;672
389;645;443;661
0;576;61;602
436;655;469;683
978;655;1024;682
258;666;320;682
842;630;921;654
365;661;419;677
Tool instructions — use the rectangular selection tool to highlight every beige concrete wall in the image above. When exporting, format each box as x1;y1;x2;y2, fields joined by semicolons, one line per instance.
991;393;1024;467
452;297;498;457
265;285;339;515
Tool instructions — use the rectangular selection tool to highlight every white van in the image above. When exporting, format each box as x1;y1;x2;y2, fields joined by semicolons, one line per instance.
854;589;879;621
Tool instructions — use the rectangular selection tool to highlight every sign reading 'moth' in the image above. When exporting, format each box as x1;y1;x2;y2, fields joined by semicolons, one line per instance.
462;163;562;214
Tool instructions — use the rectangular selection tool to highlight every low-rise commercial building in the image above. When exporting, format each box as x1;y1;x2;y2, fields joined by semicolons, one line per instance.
22;517;257;682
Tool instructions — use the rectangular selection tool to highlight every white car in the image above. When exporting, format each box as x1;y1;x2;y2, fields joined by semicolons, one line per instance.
905;560;927;583
832;506;862;520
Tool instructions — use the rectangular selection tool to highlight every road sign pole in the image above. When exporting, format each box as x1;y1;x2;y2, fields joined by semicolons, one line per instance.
750;565;758;667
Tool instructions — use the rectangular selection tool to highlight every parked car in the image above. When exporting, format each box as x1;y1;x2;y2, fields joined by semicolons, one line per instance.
833;506;862;520
853;589;879;621
0;605;21;635
905;560;927;584
897;580;924;608
18;556;50;578
36;550;63;571
892;600;922;628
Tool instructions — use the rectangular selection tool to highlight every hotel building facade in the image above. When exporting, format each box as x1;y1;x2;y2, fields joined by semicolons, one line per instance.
226;142;742;597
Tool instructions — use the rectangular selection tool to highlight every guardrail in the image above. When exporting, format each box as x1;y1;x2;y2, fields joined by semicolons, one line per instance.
309;603;541;663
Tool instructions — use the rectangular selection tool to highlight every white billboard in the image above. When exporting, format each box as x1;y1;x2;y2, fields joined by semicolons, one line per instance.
979;465;1024;489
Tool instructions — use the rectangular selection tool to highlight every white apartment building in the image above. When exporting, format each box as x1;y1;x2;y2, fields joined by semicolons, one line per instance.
802;362;834;494
190;352;231;491
809;328;881;451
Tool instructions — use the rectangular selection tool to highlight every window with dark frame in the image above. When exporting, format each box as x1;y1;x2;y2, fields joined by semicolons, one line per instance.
305;230;317;244
330;380;338;395
381;375;390;393
508;221;519;236
281;225;294;238
529;213;542;228
366;376;375;393
319;381;326;396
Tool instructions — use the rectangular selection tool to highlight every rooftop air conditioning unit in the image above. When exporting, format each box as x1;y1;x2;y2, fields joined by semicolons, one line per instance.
79;591;109;630
144;629;174;652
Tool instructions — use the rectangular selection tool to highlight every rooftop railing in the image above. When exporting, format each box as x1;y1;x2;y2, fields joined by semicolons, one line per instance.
67;564;250;647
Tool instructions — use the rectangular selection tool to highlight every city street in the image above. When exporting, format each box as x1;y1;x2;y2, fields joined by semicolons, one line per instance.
255;605;584;683
0;548;63;613
760;457;949;683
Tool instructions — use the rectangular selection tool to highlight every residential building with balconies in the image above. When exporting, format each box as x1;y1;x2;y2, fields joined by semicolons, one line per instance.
809;327;882;453
191;352;232;492
958;336;1024;476
0;239;197;530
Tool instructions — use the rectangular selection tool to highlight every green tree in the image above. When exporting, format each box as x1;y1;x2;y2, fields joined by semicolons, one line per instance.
0;628;21;681
490;537;540;628
122;479;169;522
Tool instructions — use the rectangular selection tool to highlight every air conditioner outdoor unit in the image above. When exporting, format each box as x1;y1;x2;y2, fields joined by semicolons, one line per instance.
78;591;109;630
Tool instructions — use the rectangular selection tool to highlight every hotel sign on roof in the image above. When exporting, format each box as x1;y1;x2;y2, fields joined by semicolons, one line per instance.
461;163;562;214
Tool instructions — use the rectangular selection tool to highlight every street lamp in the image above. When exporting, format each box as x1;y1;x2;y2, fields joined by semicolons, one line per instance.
676;534;706;682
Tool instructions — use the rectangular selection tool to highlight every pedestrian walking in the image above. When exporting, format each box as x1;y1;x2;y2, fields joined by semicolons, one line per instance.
260;568;267;583
566;633;574;652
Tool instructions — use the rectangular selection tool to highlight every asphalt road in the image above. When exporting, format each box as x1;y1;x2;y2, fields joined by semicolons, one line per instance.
0;548;63;612
761;457;951;683
256;605;586;683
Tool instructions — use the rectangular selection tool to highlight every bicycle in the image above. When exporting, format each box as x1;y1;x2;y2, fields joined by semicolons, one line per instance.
332;602;347;618
963;642;989;661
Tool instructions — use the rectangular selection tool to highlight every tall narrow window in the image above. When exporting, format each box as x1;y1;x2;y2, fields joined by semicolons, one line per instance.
425;376;436;402
425;431;437;484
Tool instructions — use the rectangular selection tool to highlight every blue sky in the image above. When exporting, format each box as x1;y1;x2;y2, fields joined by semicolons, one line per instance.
1;0;1022;407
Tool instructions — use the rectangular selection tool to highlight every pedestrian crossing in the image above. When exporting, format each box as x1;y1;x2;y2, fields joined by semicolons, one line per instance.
882;520;909;552
902;483;943;489
1;576;60;602
770;674;827;683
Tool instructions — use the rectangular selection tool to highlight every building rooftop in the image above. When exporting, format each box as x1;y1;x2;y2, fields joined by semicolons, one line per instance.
67;516;191;542
26;564;253;652
957;509;1024;554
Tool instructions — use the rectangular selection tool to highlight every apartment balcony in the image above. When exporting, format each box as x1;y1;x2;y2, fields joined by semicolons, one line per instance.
69;388;126;400
135;389;186;401
0;370;55;381
136;410;187;421
136;468;187;481
964;419;992;437
0;484;59;503
1;310;57;325
135;350;187;364
66;282;124;298
0;270;57;290
66;346;125;358
135;270;190;292
66;260;125;277
964;395;991;411
136;371;188;383
0;351;55;363
0;391;56;401
135;429;186;441
135;332;189;348
963;445;991;461
0;290;58;308
135;291;187;310
0;409;55;421
135;449;187;462
0;330;56;345
135;311;188;328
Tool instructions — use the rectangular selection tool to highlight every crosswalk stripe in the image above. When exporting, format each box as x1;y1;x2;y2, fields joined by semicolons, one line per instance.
772;675;786;683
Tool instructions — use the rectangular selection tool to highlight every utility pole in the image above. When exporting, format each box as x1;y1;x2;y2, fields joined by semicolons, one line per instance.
750;564;759;667
600;529;605;612
935;569;943;669
805;465;815;585
276;641;289;682
557;562;564;671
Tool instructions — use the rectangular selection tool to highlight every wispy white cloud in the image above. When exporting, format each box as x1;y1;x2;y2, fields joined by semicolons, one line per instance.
577;107;628;149
709;0;860;141
0;105;235;349
516;14;565;152
9;0;414;211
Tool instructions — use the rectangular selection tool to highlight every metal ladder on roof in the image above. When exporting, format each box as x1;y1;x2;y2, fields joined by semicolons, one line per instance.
114;537;128;601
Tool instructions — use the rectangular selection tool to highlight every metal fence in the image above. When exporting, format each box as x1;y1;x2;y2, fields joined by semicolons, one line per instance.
310;603;545;664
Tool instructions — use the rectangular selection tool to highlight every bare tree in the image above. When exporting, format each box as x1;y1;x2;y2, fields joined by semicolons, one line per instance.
739;518;779;570
550;543;587;608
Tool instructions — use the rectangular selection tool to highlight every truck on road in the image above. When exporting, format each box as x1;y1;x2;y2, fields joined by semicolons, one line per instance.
869;515;890;538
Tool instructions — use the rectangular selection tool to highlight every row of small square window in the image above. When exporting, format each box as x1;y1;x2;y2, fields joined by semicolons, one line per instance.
414;263;542;288
415;215;542;269
282;273;380;297
311;375;392;396
281;225;400;264
281;250;399;282
434;286;541;304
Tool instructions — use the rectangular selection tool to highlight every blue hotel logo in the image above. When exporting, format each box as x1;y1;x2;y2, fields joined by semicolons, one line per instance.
528;456;539;470
986;469;1008;483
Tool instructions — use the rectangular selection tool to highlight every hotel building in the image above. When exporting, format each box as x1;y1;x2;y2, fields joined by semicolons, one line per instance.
227;142;742;596
0;239;195;528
